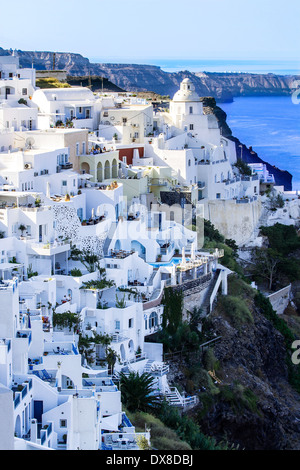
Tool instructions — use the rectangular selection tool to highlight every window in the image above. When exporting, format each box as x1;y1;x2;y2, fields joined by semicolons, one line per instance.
115;320;120;330
79;107;82;114
62;180;67;186
22;88;27;96
82;142;86;155
122;117;127;124
189;124;194;130
216;193;221;199
128;318;133;328
60;419;67;428
149;311;158;329
188;159;191;167
189;106;193;114
76;143;79;156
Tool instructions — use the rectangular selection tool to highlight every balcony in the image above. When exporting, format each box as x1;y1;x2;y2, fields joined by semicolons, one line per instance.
28;239;70;256
12;379;33;409
16;329;32;344
197;181;206;189
59;162;73;170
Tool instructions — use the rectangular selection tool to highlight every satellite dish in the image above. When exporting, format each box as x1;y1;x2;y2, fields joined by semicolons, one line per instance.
25;137;35;149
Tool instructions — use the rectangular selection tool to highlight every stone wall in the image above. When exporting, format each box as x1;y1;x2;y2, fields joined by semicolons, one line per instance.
267;285;291;315
203;198;262;245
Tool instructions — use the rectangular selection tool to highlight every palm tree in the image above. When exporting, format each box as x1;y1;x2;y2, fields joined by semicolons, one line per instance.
106;347;120;375
117;371;160;412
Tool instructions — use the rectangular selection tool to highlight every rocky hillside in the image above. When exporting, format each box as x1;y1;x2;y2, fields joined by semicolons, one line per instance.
167;275;300;450
1;47;299;102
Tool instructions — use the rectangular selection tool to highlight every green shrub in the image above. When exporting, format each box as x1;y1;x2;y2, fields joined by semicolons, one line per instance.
220;295;253;327
70;268;82;277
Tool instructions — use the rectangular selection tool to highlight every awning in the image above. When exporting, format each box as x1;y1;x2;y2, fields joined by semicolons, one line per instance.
101;413;120;431
81;366;108;375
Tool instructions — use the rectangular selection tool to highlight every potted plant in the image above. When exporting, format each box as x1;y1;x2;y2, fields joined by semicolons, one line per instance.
18;224;26;237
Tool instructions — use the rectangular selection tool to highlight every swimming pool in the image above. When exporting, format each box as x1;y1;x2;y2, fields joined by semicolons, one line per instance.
149;257;191;268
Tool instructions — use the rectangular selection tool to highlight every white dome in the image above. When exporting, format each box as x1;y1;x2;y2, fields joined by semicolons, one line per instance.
172;78;200;102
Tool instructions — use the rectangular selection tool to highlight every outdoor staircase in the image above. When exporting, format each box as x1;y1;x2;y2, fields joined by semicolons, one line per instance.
144;359;169;376
148;270;157;286
164;385;198;408
201;268;221;315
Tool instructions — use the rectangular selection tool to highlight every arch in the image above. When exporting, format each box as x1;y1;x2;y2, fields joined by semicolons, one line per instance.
81;162;90;175
97;161;103;182
149;311;158;329
120;344;126;361
114;239;121;252
104;160;110;180
15;415;21;438
128;339;134;354
112;158;118;178
131;240;146;258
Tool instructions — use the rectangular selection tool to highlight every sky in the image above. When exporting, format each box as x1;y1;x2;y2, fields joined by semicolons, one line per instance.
1;0;300;63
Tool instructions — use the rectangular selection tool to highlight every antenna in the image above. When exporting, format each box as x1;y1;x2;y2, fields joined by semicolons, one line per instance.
25;137;35;149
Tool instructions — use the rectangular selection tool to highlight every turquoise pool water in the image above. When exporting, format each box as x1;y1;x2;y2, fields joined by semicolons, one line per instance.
149;257;191;268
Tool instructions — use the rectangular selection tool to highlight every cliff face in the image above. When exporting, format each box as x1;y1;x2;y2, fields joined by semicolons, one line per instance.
2;48;299;102
197;301;300;450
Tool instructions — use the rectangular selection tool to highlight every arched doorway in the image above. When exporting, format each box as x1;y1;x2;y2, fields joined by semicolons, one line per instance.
81;162;90;175
114;239;121;252
120;344;126;362
128;340;134;354
104;160;110;180
112;158;118;178
97;162;103;182
131;240;146;259
14;415;21;438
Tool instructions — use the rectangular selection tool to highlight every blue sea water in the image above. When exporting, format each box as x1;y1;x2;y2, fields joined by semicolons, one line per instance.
220;96;300;190
152;59;300;75
93;58;300;76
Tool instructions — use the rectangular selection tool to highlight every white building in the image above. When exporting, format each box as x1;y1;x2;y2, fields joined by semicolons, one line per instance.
32;87;102;131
